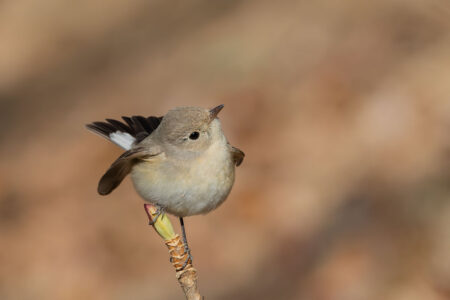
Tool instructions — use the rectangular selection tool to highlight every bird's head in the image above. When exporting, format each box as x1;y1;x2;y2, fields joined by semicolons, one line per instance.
157;105;225;155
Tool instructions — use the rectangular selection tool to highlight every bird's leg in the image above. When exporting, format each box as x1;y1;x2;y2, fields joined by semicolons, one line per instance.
179;217;193;269
144;203;165;225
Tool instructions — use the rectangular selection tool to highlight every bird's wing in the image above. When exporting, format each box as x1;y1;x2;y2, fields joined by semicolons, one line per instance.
229;145;245;166
97;145;162;195
86;116;163;150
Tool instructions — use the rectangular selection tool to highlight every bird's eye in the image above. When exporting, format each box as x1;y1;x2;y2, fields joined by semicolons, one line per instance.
189;131;200;140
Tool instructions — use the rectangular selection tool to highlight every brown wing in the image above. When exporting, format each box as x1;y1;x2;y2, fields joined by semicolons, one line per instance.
230;145;245;167
98;147;161;195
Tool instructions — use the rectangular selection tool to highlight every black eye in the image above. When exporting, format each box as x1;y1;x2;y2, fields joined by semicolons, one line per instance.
189;131;200;140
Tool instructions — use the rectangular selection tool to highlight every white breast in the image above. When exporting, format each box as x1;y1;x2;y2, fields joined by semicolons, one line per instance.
131;135;235;217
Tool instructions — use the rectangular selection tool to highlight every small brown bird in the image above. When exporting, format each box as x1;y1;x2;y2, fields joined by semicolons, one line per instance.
86;105;244;261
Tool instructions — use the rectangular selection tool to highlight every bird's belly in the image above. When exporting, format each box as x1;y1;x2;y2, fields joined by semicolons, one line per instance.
131;151;235;217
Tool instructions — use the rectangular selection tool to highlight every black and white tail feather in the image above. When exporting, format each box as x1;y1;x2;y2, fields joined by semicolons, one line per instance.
86;116;162;150
86;116;163;195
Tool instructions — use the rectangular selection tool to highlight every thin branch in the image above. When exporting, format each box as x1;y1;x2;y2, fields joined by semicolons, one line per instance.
144;204;202;300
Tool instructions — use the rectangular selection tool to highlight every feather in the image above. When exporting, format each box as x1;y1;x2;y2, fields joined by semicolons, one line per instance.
86;115;163;148
98;147;161;195
230;145;245;166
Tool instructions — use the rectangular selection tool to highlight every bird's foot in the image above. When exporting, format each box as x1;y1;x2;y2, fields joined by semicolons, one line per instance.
145;204;165;225
168;241;193;271
181;242;193;270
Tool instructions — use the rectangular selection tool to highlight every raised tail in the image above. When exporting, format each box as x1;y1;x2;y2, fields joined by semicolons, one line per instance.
86;115;162;150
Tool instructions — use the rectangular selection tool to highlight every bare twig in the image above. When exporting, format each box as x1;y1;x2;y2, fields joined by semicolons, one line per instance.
144;204;202;300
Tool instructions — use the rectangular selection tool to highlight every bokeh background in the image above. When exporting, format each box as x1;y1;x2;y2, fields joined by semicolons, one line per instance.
1;0;450;299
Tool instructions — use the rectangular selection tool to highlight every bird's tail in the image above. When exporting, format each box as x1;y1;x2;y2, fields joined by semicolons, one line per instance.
85;115;162;150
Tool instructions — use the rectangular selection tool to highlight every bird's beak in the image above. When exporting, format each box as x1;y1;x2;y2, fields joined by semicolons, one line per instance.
209;104;224;121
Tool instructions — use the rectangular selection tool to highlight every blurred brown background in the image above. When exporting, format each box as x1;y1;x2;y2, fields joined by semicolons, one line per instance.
1;0;450;299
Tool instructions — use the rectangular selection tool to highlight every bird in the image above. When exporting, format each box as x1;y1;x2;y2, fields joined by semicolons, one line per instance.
86;104;244;264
